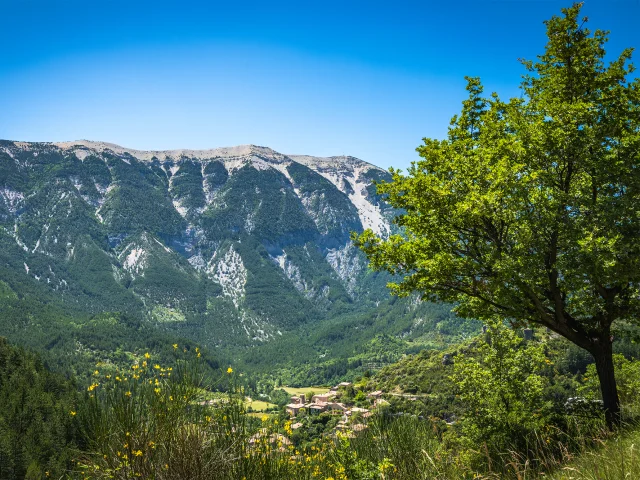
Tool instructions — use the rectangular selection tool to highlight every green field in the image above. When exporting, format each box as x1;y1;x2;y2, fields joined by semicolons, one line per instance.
245;399;278;412
281;386;330;397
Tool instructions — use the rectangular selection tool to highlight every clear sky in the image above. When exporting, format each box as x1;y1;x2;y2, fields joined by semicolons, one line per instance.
1;0;638;171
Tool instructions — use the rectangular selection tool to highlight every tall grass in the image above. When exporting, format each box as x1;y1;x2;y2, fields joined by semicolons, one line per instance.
76;352;244;479
328;415;463;479
549;422;640;480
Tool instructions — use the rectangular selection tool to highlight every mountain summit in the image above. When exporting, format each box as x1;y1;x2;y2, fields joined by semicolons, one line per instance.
50;140;391;236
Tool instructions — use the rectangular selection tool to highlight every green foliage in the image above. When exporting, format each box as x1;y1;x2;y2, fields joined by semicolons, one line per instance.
237;237;320;328
78;351;239;479
327;416;463;480
242;296;477;389
550;423;640;480
119;232;208;313
202;159;229;189
67;235;141;312
0;338;80;479
75;352;469;480
579;354;640;409
0;334;630;480
450;320;551;457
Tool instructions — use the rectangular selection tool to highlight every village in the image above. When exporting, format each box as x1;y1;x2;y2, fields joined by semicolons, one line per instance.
244;382;390;450
283;382;386;436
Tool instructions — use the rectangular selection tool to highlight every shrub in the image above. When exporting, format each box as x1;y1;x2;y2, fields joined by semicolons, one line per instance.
449;320;553;465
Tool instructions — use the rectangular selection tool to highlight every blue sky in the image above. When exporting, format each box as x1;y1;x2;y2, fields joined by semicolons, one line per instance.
1;0;638;171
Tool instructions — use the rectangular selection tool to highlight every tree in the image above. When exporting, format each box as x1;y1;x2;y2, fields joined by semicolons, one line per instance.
353;3;640;427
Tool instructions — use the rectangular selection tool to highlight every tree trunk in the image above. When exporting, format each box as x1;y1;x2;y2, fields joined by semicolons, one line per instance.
592;342;621;429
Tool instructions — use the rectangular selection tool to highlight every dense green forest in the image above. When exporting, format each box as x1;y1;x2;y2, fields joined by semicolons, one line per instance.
0;338;80;479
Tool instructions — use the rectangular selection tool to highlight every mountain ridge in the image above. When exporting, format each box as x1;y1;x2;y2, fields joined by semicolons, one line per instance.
4;139;391;236
52;140;383;171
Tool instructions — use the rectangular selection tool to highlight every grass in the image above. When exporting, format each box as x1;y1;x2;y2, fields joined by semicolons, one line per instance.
245;399;277;412
551;423;640;480
281;386;330;397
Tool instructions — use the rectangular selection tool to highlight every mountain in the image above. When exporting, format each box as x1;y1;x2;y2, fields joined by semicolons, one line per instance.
0;139;472;376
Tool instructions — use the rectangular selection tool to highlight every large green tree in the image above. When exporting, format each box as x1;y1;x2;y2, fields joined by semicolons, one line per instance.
354;3;640;427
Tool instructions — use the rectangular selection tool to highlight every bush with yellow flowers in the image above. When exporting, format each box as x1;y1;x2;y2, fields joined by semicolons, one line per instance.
75;347;246;479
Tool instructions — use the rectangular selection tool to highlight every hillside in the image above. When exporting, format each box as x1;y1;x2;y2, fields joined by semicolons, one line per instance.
0;139;474;376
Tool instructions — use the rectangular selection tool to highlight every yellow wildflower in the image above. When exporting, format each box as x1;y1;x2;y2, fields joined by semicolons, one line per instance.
173;343;178;350
144;352;151;359
70;411;76;416
227;367;233;374
125;391;132;397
